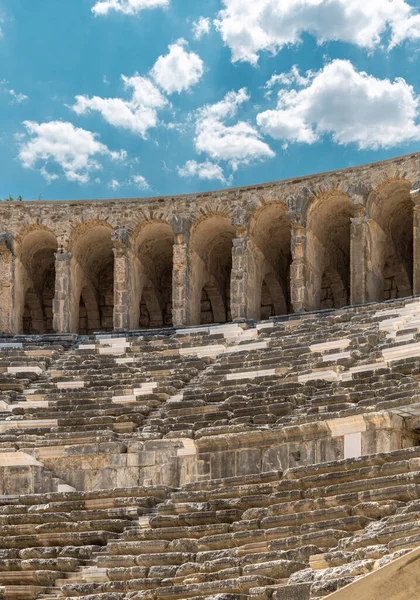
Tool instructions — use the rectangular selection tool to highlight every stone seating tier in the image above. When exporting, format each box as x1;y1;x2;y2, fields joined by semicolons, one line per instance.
1;298;420;599
2;447;420;600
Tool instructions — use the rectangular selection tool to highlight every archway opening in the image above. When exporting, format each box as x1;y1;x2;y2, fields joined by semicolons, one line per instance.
383;259;412;301
306;191;351;310
191;215;234;325
135;222;174;329
250;204;291;320
200;287;214;325
20;230;58;335
369;181;413;302
72;225;114;333
320;267;347;309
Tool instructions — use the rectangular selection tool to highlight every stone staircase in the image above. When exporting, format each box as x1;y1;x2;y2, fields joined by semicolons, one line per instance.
1;298;420;599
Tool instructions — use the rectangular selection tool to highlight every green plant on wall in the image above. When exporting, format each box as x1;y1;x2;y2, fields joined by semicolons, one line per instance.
2;195;23;202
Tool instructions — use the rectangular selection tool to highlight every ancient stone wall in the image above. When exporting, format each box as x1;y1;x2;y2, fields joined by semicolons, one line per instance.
0;152;419;334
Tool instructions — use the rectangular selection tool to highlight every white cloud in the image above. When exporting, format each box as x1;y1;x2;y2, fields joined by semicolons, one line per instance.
193;17;211;40
130;174;150;189
108;174;150;190
194;88;274;171
9;89;28;103
18;121;126;184
109;179;121;190
92;0;168;16
390;10;420;47
215;0;420;64
177;160;226;183
265;66;314;90
151;39;204;95
257;59;420;149
72;75;167;138
0;81;29;104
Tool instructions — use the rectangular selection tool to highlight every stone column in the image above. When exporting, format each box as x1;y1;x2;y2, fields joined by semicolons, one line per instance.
350;205;370;305
230;220;262;321
171;217;192;327
112;228;132;332
411;185;420;295
230;224;249;321
289;214;309;313
0;234;15;334
53;250;72;333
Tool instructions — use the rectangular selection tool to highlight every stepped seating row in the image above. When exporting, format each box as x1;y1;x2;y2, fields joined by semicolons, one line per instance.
1;298;420;598
154;301;420;438
0;485;170;599
0;336;214;449
6;446;417;600
2;298;420;451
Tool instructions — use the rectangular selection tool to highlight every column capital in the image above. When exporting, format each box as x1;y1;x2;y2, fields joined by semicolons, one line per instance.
233;221;248;239
351;211;369;224
55;251;72;263
287;210;305;230
170;216;192;244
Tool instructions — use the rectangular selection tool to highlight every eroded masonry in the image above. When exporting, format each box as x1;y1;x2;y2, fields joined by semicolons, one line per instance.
0;153;419;335
1;154;420;600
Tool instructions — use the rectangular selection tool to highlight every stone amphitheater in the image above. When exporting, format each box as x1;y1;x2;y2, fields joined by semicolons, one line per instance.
0;152;420;600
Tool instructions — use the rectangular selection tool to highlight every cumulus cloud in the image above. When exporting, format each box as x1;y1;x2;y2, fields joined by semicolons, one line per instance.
72;75;167;138
192;17;211;40
130;174;150;189
92;0;168;16
151;39;204;95
215;0;420;64
194;88;274;171
0;81;29;104
18;121;126;184
109;174;149;190
257;59;420;149
177;160;226;183
9;90;28;103
109;179;121;190
265;66;314;90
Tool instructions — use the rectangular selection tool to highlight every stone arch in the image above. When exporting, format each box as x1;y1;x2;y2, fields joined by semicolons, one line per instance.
249;202;291;319
190;213;234;325
306;190;352;310
16;227;58;334
367;179;413;302
132;221;174;329
70;221;114;333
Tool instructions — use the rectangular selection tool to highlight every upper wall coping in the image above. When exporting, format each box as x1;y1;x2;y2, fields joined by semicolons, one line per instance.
2;151;420;210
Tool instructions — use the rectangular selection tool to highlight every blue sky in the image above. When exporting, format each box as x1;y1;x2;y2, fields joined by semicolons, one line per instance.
0;0;419;201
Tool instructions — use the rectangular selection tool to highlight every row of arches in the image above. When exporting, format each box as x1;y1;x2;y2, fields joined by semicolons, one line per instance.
13;179;414;334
